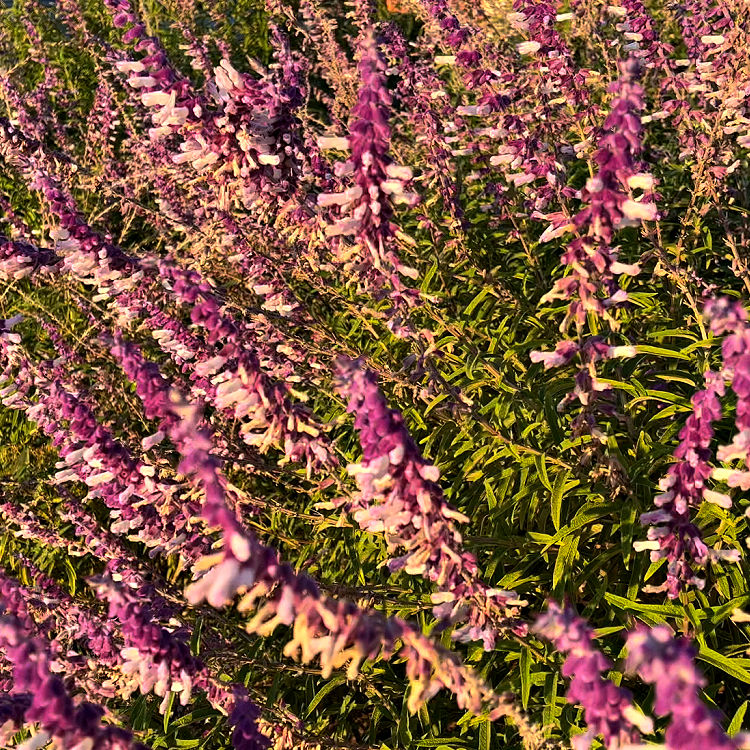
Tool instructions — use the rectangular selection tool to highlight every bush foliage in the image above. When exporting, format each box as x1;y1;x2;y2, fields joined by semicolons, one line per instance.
1;0;750;749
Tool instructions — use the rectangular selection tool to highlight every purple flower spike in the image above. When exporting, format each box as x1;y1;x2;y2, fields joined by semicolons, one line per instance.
534;602;651;750
626;625;747;750
538;56;655;335
638;297;750;597
91;576;269;750
637;370;725;598
110;343;542;738
336;358;526;649
317;33;421;335
0;614;147;749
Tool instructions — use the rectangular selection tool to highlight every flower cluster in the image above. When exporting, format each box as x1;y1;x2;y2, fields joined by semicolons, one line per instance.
91;576;268;749
529;56;657;447
537;56;655;333
636;297;750;597
0;614;147;750
317;33;421;334
4;2;750;749
336;358;526;648
109;338;545;745
636;369;728;597
534;602;651;750
509;0;588;108
626;625;746;750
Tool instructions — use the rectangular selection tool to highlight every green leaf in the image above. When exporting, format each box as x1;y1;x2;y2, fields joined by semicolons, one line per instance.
553;534;579;590
63;557;77;594
399;692;413;747
520;647;532;710
550;469;570;532
306;675;347;717
421;258;438;291
465;288;491;317
477;719;491;750
190;615;203;655
129;695;152;732
633;344;691;360
169;708;216;728
484;480;497;510
605;592;685;619
542;672;559;733
537;505;613;554
534;454;552;492
698;647;750;684
424;393;450;416
163;691;176;733
414;740;469;748
728;701;748;736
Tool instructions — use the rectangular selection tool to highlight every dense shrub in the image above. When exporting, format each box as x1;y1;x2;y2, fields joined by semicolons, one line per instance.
0;0;750;748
